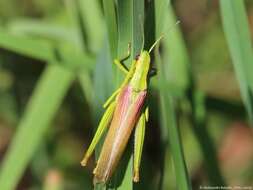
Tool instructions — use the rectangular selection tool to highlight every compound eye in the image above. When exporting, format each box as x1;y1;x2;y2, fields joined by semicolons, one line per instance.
149;68;157;77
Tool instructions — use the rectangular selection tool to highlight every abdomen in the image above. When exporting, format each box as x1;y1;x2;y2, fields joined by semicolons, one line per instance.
93;85;146;184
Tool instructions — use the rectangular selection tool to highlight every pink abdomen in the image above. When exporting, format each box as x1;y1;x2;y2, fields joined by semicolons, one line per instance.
93;85;147;183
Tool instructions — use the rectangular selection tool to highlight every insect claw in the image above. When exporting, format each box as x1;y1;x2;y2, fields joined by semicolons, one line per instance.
93;166;98;174
133;170;140;182
80;156;88;166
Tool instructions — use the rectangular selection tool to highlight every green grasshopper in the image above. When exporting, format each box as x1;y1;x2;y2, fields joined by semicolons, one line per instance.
81;37;163;184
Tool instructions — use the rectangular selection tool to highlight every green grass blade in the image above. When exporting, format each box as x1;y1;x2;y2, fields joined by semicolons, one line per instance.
92;1;118;189
156;51;191;190
64;0;88;51
154;0;168;39
162;6;190;91
155;0;189;91
78;73;94;105
98;0;145;189
115;0;133;87
117;0;132;58
109;0;144;187
0;64;74;190
94;0;118;190
220;0;253;124
116;158;132;190
77;0;104;53
164;5;225;186
105;0;135;188
190;91;225;185
0;29;94;73
116;1;144;189
56;44;94;72
0;30;54;61
7;20;78;45
92;41;113;190
67;0;104;53
155;1;191;189
92;41;114;117
103;0;118;59
132;0;144;56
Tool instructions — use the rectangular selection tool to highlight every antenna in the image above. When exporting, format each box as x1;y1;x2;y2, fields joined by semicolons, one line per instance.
148;35;164;53
148;20;181;53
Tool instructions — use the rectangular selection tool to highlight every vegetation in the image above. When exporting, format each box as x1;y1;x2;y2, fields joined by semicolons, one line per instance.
0;0;253;189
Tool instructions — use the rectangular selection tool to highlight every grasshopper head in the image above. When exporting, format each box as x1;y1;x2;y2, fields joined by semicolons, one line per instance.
130;50;151;91
137;50;151;77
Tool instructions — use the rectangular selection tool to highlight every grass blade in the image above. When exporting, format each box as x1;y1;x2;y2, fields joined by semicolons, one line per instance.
156;50;191;190
64;0;88;51
77;0;104;53
66;0;104;54
98;0;144;189
103;0;118;59
0;64;74;190
91;1;118;189
94;44;113;190
92;1;118;189
132;0;144;57
155;1;191;189
7;20;78;45
164;5;225;186
220;0;253;124
0;30;94;73
0;30;54;61
116;0;144;189
162;5;190;91
115;0;133;88
189;91;226;185
117;0;132;58
92;41;113;190
92;41;114;119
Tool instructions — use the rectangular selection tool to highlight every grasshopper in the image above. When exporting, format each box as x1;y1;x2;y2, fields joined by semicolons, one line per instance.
81;37;163;184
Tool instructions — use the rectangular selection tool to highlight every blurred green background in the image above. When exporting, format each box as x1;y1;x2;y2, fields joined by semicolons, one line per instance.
0;0;253;190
